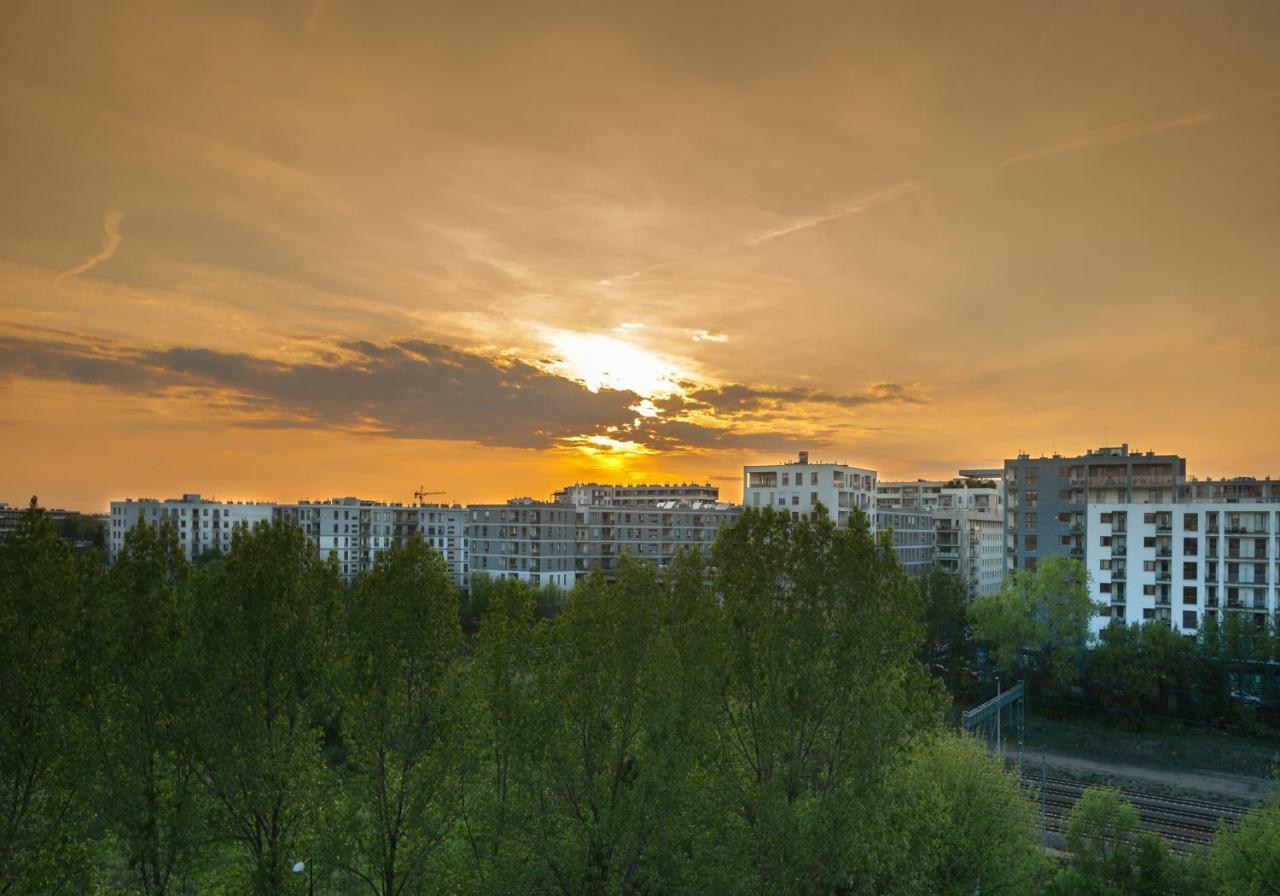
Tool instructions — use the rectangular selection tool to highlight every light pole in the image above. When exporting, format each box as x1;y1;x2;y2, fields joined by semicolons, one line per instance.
291;858;314;896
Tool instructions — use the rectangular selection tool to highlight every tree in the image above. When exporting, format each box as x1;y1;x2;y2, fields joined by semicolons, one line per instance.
333;536;463;896
970;556;1098;696
181;519;340;895
1209;796;1280;895
0;498;96;895
95;520;199;895
921;565;969;650
710;506;942;893
459;577;548;893
861;732;1048;895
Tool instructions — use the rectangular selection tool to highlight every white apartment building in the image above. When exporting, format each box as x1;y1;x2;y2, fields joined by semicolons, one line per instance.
404;504;468;589
743;451;877;527
108;494;275;563
273;497;402;582
1086;503;1279;637
552;482;719;508
933;475;1005;598
466;499;578;590
874;507;937;577
877;480;945;511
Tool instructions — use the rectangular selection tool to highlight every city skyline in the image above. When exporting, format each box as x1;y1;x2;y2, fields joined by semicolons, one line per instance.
4;2;1280;511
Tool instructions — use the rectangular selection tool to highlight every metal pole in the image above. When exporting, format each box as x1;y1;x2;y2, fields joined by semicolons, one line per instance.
994;677;1002;760
1041;753;1048;846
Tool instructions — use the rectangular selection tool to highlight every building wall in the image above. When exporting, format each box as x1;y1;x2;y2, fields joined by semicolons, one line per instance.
1086;503;1279;637
875;507;937;578
466;501;578;590
575;503;740;579
109;495;274;563
553;482;719;508
743;452;876;528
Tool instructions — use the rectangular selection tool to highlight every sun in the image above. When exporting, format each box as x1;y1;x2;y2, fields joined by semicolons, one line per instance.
541;329;688;398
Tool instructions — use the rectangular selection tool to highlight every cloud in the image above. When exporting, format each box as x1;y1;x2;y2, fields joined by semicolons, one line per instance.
56;210;125;280
690;329;728;343
678;381;926;414
0;330;921;455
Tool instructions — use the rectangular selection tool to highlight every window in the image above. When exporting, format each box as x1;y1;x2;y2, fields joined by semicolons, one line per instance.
1143;584;1156;596
1100;513;1112;524
1142;608;1155;619
1024;557;1037;571
1024;513;1037;529
811;472;818;485
1183;537;1198;554
791;495;799;506
1183;514;1198;532
1026;490;1039;507
810;492;818;506
1183;562;1197;579
1059;489;1071;500
1182;611;1198;629
1144;536;1156;548
1183;585;1197;603
1025;536;1038;552
1100;582;1112;593
781;473;789;486
1060;535;1072;546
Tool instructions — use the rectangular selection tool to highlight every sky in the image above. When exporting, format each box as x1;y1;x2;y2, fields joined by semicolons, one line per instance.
2;1;1279;511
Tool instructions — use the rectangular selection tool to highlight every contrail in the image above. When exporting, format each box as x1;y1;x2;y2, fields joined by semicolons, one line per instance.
747;179;924;246
57;210;125;280
999;91;1280;169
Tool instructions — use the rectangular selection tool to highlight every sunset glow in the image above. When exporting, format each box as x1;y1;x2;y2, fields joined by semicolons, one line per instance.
2;2;1279;511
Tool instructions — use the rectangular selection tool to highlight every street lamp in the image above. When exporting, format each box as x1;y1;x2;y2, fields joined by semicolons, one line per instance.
291;857;313;896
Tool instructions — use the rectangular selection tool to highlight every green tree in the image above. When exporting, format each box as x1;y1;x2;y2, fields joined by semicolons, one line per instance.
459;578;547;892
182;519;340;896
332;536;463;895
710;506;942;893
95;520;199;895
970;556;1097;696
863;732;1048;895
0;498;96;895
921;565;969;651
1209;796;1280;895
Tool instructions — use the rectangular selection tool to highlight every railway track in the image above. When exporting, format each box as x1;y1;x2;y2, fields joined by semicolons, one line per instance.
1024;774;1247;853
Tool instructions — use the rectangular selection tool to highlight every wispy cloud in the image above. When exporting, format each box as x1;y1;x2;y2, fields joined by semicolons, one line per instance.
746;179;924;246
56;210;125;280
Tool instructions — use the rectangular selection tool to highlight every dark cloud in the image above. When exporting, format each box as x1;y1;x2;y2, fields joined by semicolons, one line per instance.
677;381;925;413
0;332;914;454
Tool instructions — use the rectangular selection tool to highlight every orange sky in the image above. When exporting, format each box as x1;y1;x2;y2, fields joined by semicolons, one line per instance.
2;2;1279;511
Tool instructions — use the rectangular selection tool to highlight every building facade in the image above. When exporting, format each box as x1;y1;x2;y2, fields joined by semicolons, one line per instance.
933;476;1005;598
466;500;578;590
574;501;741;580
552;482;719;509
1086;503;1279;637
1005;444;1186;574
743;451;877;527
109;495;275;563
874;507;937;577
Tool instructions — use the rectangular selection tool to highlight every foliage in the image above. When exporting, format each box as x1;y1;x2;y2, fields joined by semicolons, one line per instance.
921;565;969;650
1209;796;1280;895
969;556;1098;696
0;498;96;895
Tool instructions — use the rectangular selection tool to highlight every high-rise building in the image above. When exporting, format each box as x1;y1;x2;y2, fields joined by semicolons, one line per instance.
1004;444;1186;574
874;507;937;578
742;451;877;527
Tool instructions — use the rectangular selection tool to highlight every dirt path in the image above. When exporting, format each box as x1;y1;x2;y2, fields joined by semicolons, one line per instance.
1023;747;1279;805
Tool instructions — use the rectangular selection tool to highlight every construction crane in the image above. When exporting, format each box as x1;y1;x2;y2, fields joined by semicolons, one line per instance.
414;486;445;503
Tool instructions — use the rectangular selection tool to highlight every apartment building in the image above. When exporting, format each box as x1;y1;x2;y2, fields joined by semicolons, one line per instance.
1087;504;1279;636
876;480;944;511
402;503;468;589
466;499;578;589
743;451;877;527
1005;444;1186;574
1182;477;1280;504
875;507;937;578
552;482;719;508
109;495;275;563
933;474;1005;598
574;501;741;580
